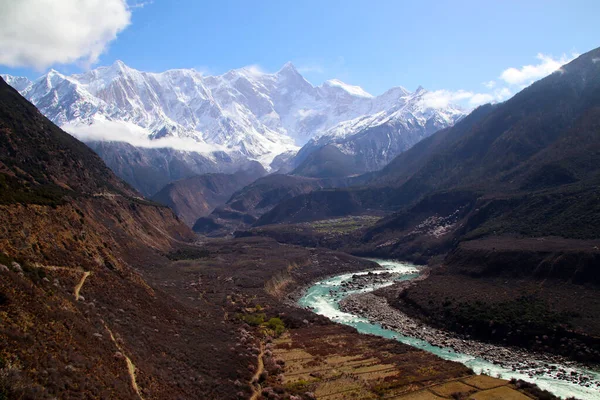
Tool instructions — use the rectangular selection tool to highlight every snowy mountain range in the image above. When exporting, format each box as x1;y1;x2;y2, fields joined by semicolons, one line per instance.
3;61;464;160
291;86;465;173
2;61;465;194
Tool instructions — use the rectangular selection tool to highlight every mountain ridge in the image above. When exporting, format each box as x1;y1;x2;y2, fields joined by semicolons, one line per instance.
2;61;465;170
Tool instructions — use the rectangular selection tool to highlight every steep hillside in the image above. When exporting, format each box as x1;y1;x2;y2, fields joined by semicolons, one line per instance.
291;144;363;178
0;77;234;398
151;162;267;226
86;141;227;197
193;174;352;235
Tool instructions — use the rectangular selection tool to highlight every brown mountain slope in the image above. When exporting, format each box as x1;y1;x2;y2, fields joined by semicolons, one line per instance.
194;173;352;236
0;77;211;398
151;162;266;226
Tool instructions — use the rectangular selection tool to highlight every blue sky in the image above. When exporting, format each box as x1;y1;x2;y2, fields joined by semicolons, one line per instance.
1;0;599;100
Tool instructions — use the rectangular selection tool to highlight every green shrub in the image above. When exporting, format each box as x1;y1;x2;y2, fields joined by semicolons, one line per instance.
238;313;266;326
284;379;310;394
266;317;285;336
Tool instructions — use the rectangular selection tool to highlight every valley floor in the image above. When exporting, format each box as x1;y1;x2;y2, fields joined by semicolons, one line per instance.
0;235;578;399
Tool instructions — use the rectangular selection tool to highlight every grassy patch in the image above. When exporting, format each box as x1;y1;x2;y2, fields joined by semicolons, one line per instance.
237;312;286;336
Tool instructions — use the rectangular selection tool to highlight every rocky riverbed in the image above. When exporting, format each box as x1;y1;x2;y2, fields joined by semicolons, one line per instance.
339;279;600;391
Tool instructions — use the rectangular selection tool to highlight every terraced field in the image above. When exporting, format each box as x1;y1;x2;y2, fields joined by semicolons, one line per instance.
273;326;545;399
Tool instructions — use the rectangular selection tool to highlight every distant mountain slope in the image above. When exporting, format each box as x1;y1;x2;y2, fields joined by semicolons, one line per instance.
86;141;255;197
370;46;600;211
291;144;363;178
193;174;351;235
289;86;464;176
256;47;600;248
151;162;267;226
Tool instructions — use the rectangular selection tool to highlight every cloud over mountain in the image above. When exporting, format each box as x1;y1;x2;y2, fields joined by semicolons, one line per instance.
0;0;131;70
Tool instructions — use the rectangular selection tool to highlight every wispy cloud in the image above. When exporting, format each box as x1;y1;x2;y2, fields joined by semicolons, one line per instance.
241;64;265;76
62;119;224;154
421;90;475;108
499;53;578;86
192;65;213;76
0;0;132;70
424;52;576;109
421;88;511;109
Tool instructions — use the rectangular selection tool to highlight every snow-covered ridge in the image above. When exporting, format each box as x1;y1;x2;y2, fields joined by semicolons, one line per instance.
2;61;465;167
323;79;374;98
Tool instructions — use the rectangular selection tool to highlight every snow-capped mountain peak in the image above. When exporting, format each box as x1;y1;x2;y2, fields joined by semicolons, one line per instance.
277;61;299;74
3;61;465;169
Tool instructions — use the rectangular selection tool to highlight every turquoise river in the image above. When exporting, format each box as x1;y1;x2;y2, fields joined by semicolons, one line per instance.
298;259;600;399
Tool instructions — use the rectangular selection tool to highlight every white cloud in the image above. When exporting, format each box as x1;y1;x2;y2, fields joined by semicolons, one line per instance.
468;93;495;106
421;89;472;108
0;0;132;70
62;119;225;154
422;86;514;109
499;53;578;86
494;87;512;101
240;64;265;76
423;52;576;110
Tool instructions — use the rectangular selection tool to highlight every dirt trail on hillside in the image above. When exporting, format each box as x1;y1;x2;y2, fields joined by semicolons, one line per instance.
103;321;144;399
74;271;91;300
249;342;265;400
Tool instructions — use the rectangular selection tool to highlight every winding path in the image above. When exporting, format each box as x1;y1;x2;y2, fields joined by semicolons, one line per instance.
103;321;144;400
74;271;91;300
249;342;265;400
